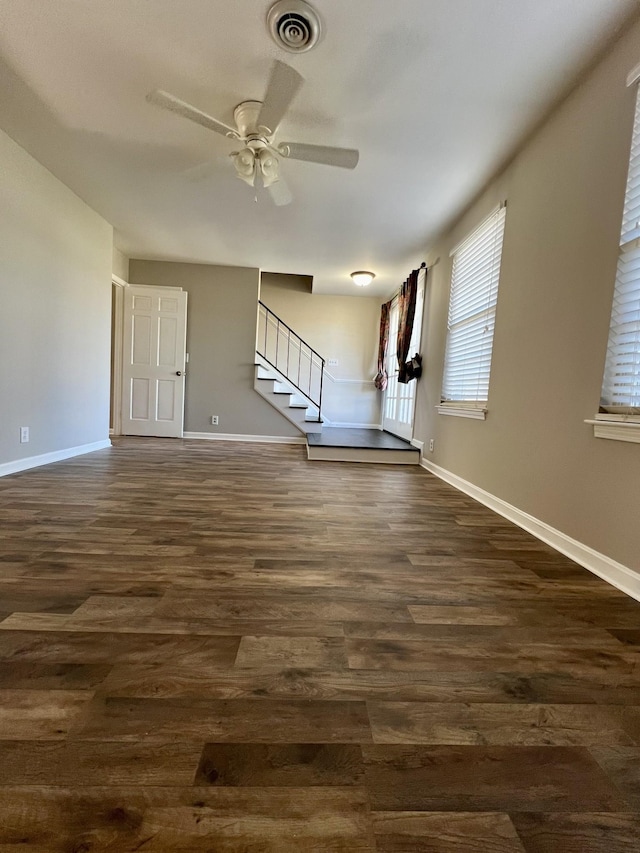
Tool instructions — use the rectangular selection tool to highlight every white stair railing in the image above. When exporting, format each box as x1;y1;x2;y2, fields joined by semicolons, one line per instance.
257;301;324;421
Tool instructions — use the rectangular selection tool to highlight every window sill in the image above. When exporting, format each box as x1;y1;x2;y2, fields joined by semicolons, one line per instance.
437;405;487;420
585;418;640;444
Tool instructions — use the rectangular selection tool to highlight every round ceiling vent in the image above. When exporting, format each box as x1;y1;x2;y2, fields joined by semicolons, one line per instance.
267;0;322;53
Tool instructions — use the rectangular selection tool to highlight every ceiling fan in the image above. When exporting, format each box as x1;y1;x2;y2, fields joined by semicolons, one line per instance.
147;60;359;205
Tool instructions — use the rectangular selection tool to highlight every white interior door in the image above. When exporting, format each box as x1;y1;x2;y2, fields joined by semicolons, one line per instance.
383;269;425;440
121;285;187;438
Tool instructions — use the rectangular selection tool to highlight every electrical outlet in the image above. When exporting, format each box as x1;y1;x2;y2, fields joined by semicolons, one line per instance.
20;426;29;443
429;438;434;452
211;416;219;425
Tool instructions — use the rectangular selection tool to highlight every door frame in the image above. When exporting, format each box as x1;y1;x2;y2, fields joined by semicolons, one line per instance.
110;275;127;437
119;283;187;438
382;267;426;440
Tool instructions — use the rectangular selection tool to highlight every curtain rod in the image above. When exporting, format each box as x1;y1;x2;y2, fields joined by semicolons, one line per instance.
387;262;429;304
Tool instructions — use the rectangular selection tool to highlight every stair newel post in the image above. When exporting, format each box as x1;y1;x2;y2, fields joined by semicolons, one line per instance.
287;328;291;377
275;317;280;371
318;356;324;422
263;304;268;361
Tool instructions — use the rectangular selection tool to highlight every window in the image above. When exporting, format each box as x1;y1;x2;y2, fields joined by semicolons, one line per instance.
592;82;640;443
439;205;507;419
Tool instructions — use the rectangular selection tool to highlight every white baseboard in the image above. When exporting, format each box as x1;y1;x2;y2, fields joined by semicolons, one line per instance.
184;431;306;445
0;439;112;478
421;459;640;602
411;438;425;451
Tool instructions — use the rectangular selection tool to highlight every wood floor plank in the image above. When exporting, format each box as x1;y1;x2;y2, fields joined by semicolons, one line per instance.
69;594;161;618
0;662;112;690
589;747;640;809
97;664;640;704
0;786;376;852
606;628;640;645
510;813;640;853
0;740;202;786
194;743;364;787
234;636;347;670
362;745;629;812
407;603;587;628
72;697;373;743
0;612;347;637
344;621;626;646
346;637;635;676
372;811;527;852
0;630;241;665
367;701;640;746
0;689;94;739
154;593;413;622
0;577;169;598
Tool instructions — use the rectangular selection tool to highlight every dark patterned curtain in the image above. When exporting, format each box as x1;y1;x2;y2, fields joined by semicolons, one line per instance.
374;300;392;390
397;268;419;383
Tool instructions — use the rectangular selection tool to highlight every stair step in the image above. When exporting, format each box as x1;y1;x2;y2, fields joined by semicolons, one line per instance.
253;361;323;437
306;444;420;464
256;366;277;380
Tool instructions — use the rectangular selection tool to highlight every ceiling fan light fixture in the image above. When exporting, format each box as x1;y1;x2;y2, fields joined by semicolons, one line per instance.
232;148;257;185
150;58;359;206
258;148;280;187
350;270;375;287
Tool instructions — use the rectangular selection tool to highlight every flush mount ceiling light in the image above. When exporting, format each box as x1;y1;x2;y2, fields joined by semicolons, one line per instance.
350;271;375;287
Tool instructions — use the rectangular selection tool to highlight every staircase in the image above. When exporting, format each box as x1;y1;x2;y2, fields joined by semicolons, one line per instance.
255;302;419;463
254;354;323;434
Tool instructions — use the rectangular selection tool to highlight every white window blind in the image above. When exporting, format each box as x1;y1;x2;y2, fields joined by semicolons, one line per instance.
601;84;640;412
441;206;506;404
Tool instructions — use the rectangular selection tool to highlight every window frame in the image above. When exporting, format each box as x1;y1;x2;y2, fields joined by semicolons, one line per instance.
439;204;507;421
589;71;640;443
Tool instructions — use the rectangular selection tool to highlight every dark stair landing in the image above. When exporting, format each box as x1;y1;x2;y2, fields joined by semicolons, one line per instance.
306;428;421;464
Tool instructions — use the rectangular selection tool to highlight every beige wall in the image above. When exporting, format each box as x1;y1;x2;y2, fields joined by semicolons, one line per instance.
0;128;112;466
261;273;382;426
415;22;640;572
112;247;129;281
129;260;299;438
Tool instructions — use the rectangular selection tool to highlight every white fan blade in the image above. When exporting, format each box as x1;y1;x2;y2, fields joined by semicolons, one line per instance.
267;177;293;207
279;142;359;169
257;61;303;136
147;90;238;138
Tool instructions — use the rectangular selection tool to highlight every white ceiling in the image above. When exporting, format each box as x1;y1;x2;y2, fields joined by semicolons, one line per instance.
0;0;637;297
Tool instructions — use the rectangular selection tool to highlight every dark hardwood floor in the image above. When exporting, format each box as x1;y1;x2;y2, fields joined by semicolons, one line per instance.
0;436;639;852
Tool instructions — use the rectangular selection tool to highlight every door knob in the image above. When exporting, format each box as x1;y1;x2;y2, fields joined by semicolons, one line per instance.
176;371;183;376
